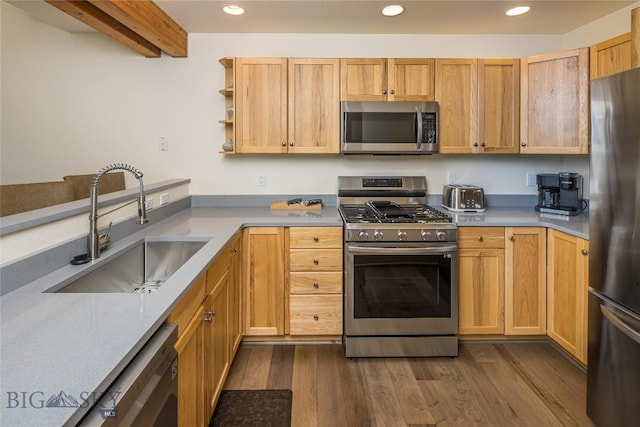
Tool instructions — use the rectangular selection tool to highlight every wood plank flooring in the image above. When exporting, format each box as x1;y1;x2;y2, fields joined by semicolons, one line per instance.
223;342;594;427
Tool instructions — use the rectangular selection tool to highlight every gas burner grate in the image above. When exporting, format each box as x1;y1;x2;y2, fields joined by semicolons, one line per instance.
339;204;453;224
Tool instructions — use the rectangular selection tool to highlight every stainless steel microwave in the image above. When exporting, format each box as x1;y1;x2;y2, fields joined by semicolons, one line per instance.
341;101;439;155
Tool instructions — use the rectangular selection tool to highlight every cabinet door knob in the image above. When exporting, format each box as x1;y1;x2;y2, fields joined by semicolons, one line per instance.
477;236;484;242
473;142;479;147
313;236;319;242
382;90;387;95
313;259;319;265
313;281;319;289
390;89;395;94
313;314;319;321
581;249;589;255
481;142;486;147
521;142;527;147
281;141;286;147
289;141;294;146
203;310;216;323
509;235;514;241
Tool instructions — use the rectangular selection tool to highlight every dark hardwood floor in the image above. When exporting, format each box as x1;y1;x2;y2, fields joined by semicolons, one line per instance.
223;342;594;427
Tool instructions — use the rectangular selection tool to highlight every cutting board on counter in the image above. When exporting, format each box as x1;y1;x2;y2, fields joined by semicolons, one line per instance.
270;200;322;210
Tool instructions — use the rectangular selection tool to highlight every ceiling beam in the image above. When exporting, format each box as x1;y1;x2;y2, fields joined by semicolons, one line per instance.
45;1;161;57
87;0;187;58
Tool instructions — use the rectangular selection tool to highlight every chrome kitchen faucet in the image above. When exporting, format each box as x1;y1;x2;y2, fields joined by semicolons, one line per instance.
88;163;148;260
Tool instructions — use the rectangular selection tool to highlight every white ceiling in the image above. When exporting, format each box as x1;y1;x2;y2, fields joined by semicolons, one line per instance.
7;0;637;35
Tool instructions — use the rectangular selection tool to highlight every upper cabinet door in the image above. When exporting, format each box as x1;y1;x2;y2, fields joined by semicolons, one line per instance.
478;59;520;154
590;33;632;80
435;59;478;154
340;58;387;101
235;57;288;153
520;48;589;154
288;58;340;154
387;58;435;101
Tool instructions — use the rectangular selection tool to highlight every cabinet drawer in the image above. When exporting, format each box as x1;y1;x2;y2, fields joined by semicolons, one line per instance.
290;272;343;294
289;295;343;335
289;249;342;271
206;246;231;294
167;274;206;337
289;227;343;249
458;227;505;249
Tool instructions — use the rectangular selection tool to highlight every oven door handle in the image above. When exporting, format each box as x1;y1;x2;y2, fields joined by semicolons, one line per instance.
347;245;457;255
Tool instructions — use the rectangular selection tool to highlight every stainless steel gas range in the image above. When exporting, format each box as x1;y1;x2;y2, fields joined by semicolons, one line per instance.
338;176;458;357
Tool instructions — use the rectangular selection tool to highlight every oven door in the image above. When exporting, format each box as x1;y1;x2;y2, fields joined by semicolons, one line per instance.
345;243;458;336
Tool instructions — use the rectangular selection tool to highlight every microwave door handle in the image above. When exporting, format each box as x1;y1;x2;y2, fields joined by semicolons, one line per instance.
416;107;423;150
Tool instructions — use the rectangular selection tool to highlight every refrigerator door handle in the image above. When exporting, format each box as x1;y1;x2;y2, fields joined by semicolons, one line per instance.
601;304;640;345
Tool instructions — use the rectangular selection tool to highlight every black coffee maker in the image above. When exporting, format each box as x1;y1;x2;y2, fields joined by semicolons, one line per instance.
535;172;584;216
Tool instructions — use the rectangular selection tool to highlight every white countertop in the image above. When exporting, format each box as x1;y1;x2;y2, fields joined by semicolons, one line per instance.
0;205;587;426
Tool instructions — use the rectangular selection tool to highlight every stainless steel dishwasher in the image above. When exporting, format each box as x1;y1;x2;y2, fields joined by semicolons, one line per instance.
79;323;178;426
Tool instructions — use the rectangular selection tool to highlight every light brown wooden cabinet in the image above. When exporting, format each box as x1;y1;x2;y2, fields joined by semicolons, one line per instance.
243;227;285;336
168;236;240;427
435;58;519;154
288;227;343;336
340;58;435;101
458;227;506;334
547;229;589;365
590;33;632;80
505;227;547;335
174;305;205;427
233;57;340;154
204;268;230;417
520;48;589;154
227;232;242;356
459;227;546;336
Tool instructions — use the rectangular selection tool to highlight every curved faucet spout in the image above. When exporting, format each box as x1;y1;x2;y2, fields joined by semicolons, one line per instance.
88;163;149;260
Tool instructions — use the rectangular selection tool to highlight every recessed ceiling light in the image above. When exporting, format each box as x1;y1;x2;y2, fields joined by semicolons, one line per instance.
505;6;531;16
382;5;404;17
223;5;245;16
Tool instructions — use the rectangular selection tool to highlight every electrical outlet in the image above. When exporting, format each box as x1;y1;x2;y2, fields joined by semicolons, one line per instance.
526;173;536;187
159;136;169;151
144;197;154;210
160;193;170;206
257;175;267;186
447;172;456;185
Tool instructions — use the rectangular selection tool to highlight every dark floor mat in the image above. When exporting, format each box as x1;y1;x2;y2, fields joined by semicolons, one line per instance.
209;389;292;427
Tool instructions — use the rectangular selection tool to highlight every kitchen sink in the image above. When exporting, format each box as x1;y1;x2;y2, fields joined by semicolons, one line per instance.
50;240;206;293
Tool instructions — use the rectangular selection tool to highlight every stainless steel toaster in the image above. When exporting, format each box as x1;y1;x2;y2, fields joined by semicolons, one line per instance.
442;184;486;212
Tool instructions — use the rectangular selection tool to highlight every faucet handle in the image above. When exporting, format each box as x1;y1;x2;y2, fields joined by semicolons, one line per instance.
98;222;112;250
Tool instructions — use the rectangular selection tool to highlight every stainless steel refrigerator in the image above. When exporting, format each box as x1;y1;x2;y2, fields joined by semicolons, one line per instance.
588;66;640;427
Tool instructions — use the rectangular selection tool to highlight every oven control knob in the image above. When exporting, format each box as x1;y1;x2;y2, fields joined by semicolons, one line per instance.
397;231;407;241
421;230;432;241
358;231;369;240
373;231;384;241
436;230;447;241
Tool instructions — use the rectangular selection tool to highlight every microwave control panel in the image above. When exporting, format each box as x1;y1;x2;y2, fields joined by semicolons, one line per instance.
422;113;437;144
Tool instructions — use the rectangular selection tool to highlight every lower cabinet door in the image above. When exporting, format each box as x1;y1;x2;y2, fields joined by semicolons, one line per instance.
505;227;547;335
175;306;206;427
458;248;505;335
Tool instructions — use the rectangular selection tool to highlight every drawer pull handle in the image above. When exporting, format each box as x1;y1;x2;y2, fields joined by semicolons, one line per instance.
313;236;319;242
313;314;319;321
313;259;319;265
477;236;484;242
509;235;514;241
313;281;319;289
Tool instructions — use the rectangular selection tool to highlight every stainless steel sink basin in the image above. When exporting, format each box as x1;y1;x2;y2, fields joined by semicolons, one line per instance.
52;240;206;293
